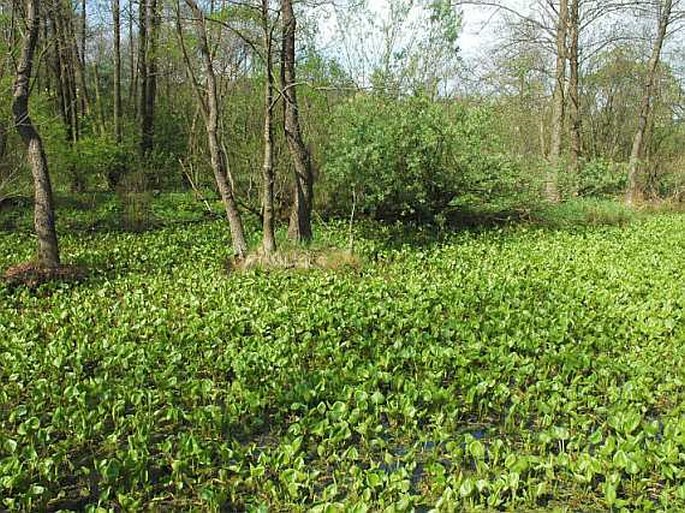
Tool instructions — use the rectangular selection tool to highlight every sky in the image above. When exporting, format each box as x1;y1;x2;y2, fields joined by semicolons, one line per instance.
314;0;533;77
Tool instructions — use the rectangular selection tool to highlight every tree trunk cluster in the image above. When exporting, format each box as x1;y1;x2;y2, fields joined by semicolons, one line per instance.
177;0;315;258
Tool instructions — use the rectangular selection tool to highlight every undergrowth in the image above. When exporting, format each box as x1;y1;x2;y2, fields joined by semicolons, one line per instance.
2;200;685;510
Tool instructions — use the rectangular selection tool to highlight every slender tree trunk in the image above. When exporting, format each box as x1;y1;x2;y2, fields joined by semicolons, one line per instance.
281;0;313;242
179;0;248;258
261;0;276;254
626;0;672;206
50;15;70;141
568;0;581;180
113;0;122;143
61;0;89;117
77;0;89;114
546;0;568;202
129;0;137;114
143;0;158;153
80;0;86;67
13;0;60;268
52;10;76;142
93;64;107;135
139;0;149;154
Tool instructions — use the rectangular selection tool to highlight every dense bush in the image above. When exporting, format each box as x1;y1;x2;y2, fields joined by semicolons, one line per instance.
576;159;627;197
65;135;134;191
642;157;685;202
322;95;540;223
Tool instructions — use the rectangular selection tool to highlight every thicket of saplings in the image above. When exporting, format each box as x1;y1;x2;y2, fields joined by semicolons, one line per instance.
3;82;685;235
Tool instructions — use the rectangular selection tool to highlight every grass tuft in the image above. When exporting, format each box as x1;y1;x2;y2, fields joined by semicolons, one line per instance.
532;198;636;228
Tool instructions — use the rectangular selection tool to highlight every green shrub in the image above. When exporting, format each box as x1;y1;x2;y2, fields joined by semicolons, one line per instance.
67;135;133;191
322;94;539;223
577;159;627;197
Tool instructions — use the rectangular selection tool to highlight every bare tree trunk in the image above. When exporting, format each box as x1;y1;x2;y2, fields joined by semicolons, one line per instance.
145;0;158;152
178;0;248;258
129;0;137;114
139;0;151;155
80;0;86;67
76;0;89;114
13;0;60;268
568;0;581;181
113;0;122;143
261;0;276;254
626;0;672;206
281;0;313;242
59;0;90;117
92;64;107;135
49;15;69;141
546;0;568;202
51;9;77;143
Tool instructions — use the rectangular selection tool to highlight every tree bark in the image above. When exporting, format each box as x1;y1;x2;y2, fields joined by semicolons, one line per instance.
281;0;313;242
13;0;60;268
546;0;568;202
261;0;276;254
179;0;248;258
626;0;672;206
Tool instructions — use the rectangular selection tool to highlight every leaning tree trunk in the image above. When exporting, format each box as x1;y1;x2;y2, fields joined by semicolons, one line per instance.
281;0;313;242
626;0;672;206
546;0;568;202
261;0;276;254
13;0;60;268
181;0;248;258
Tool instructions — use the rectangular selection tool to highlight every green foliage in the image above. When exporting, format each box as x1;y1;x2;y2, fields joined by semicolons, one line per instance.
650;163;685;201
324;94;539;223
577;159;627;197
66;135;134;191
533;197;636;228
3;209;685;510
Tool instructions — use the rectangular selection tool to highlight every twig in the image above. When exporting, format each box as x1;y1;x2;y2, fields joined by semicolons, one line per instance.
179;158;215;215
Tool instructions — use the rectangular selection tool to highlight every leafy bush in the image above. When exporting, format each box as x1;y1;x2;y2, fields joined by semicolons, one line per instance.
322;94;539;223
577;158;627;197
66;135;133;191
